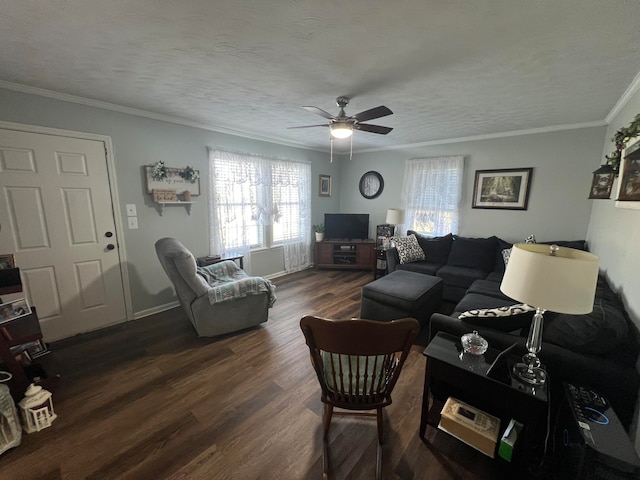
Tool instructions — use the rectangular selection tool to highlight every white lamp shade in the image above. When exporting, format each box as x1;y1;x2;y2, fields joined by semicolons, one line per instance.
500;244;599;314
385;208;405;225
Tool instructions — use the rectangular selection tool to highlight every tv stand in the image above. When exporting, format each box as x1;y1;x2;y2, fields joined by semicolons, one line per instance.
315;239;375;272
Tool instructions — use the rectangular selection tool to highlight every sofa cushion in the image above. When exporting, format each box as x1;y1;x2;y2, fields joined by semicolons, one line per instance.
466;279;513;301
392;234;425;264
485;271;504;283
541;240;587;251
397;262;442;276
437;265;489;289
544;277;628;355
408;231;453;264
448;236;497;272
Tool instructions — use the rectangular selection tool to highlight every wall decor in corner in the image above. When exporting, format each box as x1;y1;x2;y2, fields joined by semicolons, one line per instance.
615;139;640;209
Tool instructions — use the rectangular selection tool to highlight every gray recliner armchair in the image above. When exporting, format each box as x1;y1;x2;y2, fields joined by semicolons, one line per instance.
155;237;276;337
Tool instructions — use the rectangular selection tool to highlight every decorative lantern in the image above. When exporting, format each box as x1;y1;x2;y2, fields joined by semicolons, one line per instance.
588;164;617;199
0;372;21;455
18;384;57;433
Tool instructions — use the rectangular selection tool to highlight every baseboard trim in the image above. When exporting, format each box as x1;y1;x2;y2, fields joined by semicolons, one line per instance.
133;301;179;320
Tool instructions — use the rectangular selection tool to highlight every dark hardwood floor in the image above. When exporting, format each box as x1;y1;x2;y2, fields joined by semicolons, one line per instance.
0;269;521;479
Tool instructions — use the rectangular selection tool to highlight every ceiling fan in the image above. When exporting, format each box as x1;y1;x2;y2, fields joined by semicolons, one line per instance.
288;96;393;139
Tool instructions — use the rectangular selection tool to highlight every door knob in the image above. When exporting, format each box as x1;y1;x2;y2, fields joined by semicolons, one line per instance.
106;244;115;250
105;231;113;238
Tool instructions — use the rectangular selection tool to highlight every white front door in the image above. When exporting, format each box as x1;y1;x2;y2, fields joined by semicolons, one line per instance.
0;128;127;341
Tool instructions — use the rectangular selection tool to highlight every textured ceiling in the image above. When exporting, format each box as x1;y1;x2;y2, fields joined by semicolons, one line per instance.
2;0;640;152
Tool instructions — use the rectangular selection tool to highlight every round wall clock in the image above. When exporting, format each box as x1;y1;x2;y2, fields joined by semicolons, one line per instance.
359;171;384;199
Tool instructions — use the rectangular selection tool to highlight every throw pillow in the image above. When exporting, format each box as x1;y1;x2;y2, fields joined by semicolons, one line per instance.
524;234;536;244
492;236;513;273
502;248;512;266
459;304;535;319
392;234;425;264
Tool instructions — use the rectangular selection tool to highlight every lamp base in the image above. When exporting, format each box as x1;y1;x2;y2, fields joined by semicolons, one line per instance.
513;362;547;386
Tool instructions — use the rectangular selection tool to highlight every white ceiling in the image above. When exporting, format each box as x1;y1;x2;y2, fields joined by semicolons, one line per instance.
2;1;640;152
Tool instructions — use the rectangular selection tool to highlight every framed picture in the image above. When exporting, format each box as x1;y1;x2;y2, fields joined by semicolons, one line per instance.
588;167;616;199
0;297;32;324
319;174;332;197
472;168;533;210
615;139;640;210
0;254;15;270
616;155;640;202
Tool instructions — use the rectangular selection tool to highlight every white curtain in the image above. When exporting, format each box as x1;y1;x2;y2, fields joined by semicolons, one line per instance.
208;148;311;274
400;156;464;237
271;158;312;272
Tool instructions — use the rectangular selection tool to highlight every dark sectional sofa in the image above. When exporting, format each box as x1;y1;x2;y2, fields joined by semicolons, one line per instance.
386;231;640;429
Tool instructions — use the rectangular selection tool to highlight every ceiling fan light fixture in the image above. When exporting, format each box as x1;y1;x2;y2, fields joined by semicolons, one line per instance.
330;123;353;139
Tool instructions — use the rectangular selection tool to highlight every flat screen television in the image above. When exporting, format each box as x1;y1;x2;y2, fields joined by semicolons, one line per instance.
324;213;370;240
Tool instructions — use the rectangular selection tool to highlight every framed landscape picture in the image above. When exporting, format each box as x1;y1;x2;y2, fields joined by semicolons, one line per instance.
472;168;533;210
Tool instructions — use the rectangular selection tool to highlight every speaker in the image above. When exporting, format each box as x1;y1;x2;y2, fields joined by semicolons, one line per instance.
555;383;640;479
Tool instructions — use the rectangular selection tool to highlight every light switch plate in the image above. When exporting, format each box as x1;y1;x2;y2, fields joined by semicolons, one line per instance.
126;204;137;217
128;217;138;229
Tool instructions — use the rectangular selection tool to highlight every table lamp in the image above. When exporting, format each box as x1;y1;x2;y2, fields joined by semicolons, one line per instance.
500;244;599;385
385;208;405;236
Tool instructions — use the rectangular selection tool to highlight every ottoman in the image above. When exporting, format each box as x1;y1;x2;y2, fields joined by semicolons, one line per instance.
360;271;443;325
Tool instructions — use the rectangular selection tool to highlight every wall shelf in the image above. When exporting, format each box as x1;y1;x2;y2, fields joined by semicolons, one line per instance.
156;201;196;215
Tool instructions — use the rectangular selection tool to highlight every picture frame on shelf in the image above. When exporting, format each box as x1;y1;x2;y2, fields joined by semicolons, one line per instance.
616;156;640;202
0;298;32;324
0;254;15;270
615;139;640;209
319;174;332;197
472;168;533;210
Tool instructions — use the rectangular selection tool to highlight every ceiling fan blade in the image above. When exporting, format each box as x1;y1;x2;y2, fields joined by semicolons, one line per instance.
353;105;393;123
354;123;393;135
302;106;335;120
287;124;330;129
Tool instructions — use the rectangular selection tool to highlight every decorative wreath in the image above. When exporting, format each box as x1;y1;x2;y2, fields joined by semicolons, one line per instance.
180;165;199;182
151;161;168;180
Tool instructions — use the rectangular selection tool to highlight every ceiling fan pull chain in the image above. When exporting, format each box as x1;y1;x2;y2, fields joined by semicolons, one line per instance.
330;135;334;163
350;134;353;161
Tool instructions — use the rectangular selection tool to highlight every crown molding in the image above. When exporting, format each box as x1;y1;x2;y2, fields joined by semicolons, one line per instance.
605;69;640;124
0;80;322;152
0;80;610;154
356;121;607;153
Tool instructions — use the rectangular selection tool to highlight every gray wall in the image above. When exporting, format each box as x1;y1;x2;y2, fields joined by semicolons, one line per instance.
586;88;640;453
0;87;615;321
0;88;341;315
587;88;640;330
339;127;606;243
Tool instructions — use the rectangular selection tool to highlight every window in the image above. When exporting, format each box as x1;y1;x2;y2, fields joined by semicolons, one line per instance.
208;149;311;272
401;156;464;237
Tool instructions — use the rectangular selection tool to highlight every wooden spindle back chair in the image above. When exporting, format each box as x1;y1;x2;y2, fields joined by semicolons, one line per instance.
300;316;419;480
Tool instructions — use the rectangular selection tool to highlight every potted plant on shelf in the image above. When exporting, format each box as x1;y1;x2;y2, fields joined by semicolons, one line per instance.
313;224;325;242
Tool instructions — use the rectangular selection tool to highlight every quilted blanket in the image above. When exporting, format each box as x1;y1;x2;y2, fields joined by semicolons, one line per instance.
197;260;276;307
